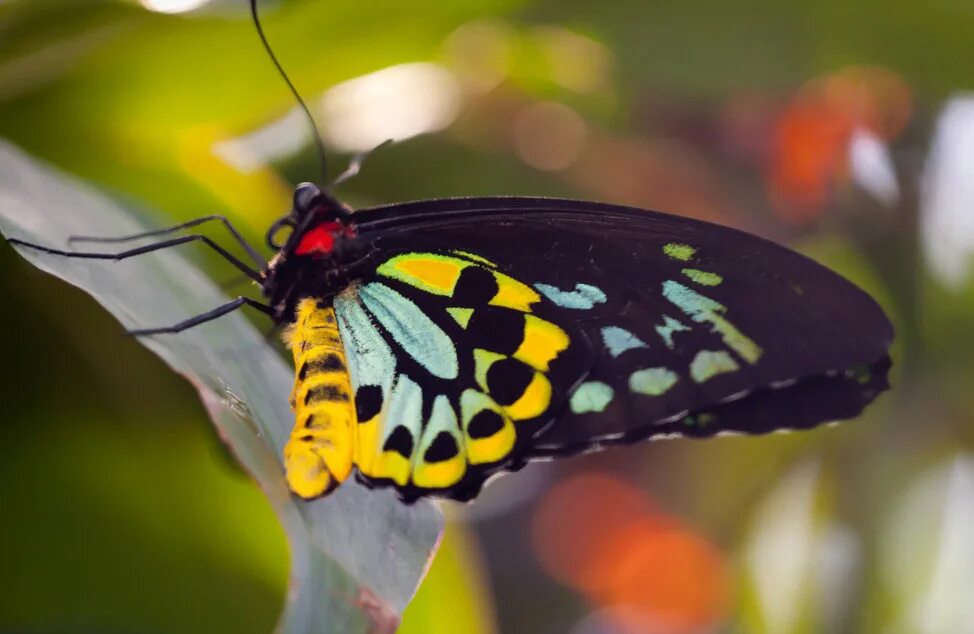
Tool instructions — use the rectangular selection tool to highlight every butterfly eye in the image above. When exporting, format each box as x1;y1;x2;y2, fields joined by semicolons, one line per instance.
293;182;321;214
266;216;296;250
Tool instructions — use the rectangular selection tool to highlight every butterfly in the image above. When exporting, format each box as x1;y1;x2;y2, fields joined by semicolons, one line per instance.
9;184;893;503
6;0;893;504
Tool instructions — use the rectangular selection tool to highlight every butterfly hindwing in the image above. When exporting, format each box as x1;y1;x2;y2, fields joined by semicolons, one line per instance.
334;250;589;501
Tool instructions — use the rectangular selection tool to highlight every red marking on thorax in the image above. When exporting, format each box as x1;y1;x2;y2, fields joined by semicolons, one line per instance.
296;222;342;256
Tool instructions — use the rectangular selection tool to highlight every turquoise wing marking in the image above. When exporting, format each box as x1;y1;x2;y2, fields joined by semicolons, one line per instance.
385;374;424;444
334;291;396;400
358;282;459;380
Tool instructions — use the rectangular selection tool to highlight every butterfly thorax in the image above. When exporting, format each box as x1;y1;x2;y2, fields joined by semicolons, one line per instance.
260;184;369;324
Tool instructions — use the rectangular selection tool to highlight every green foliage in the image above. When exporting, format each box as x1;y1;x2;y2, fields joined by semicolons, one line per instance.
0;142;442;633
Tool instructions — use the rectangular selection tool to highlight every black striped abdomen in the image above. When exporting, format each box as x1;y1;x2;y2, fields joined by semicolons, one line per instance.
282;299;355;499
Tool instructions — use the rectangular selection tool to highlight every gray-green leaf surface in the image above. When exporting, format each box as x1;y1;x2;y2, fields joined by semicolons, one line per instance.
0;140;444;634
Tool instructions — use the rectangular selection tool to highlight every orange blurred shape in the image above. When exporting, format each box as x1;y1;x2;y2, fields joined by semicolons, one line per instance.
532;472;730;633
591;520;730;634
531;472;655;592
768;66;912;223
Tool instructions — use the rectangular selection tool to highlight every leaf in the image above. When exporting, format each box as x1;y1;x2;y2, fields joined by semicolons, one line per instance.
399;523;496;634
0;140;444;633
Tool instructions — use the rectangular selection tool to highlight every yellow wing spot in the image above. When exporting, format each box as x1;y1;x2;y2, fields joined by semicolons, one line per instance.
412;454;466;489
447;307;473;328
377;253;467;296
490;272;541;312
353;415;381;474
466;419;516;465
514;315;570;371
371;451;412;486
503;371;552;421
461;390;517;465
409;396;467;490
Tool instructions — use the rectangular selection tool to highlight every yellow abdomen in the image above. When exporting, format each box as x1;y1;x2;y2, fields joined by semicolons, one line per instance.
282;298;356;499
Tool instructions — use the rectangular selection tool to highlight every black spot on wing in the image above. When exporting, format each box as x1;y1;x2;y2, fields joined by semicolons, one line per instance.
453;266;499;305
486;357;534;406
383;426;414;458
465;307;525;354
467;409;505;439
424;432;460;463
355;385;383;422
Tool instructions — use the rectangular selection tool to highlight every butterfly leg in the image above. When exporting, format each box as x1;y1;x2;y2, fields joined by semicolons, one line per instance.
67;214;265;267
126;297;274;336
7;234;262;281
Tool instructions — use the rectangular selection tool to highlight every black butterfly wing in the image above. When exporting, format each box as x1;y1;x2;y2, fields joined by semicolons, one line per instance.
344;197;891;491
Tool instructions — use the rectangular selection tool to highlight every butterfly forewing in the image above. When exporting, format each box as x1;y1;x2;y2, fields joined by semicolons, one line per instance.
339;197;891;478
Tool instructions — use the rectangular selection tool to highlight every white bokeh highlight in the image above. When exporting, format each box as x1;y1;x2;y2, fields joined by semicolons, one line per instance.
922;95;974;289
883;456;974;634
320;63;462;153
140;0;212;13
849;128;900;207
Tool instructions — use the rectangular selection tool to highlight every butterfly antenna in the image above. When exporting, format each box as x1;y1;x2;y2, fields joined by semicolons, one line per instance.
332;139;395;188
250;0;329;185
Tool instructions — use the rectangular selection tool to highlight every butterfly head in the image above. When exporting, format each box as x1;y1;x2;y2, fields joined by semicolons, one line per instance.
265;182;355;255
261;183;361;322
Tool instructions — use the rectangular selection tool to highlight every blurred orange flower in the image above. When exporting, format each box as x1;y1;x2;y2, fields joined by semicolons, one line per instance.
532;472;730;633
768;66;912;223
531;472;654;592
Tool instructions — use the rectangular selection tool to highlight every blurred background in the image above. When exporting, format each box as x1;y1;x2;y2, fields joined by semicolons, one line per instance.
1;0;973;632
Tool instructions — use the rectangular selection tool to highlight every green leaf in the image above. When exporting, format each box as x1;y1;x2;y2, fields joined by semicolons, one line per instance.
0;140;444;633
400;523;496;634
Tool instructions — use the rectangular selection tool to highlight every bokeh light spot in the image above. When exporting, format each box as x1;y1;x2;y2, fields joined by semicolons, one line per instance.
532;471;730;633
922;96;974;289
139;0;211;13
321;63;462;153
533;26;613;95
768;66;912;223
513;101;587;171
592;520;730;633
444;21;515;95
531;472;655;592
